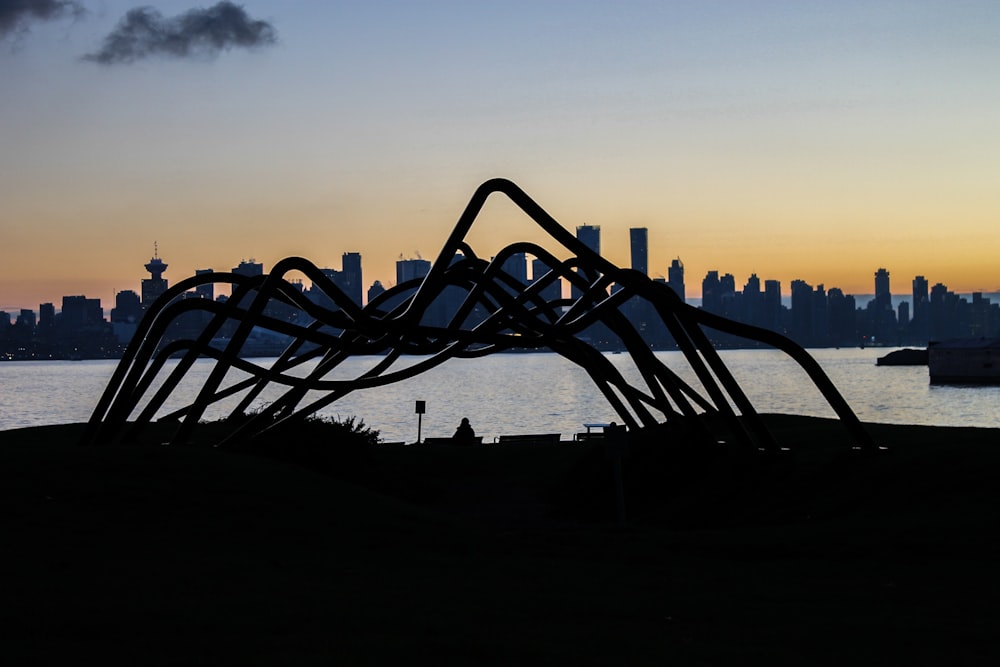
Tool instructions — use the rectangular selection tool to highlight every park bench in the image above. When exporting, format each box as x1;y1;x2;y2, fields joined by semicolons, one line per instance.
494;433;562;445
421;436;483;445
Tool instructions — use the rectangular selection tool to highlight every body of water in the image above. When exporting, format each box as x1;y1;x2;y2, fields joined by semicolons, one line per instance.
1;349;997;443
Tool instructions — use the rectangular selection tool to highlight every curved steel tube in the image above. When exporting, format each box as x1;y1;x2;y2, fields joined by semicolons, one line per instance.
83;178;876;451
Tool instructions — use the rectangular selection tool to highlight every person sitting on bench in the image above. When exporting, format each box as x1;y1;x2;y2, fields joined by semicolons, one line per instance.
452;417;477;445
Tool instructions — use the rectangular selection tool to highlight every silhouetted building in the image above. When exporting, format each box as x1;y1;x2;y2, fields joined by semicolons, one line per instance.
573;225;601;301
307;253;364;308
743;274;762;327
719;273;736;319
871;268;896;344
629;227;648;276
874;268;891;310
763;280;782;331
701;271;721;314
396;257;431;284
111;291;141;323
968;292;999;338
16;309;36;329
232;259;264;278
531;257;563;306
38;302;55;336
111;290;142;344
668;258;685;303
141;249;168;309
790;279;813;345
60;296;102;330
500;252;528;285
367;280;386;304
576;224;601;255
341;252;363;306
811;285;829;346
194;269;215;301
911;275;929;343
828;288;857;346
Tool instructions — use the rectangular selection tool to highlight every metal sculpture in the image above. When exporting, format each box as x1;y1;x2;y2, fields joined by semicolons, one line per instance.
82;178;876;451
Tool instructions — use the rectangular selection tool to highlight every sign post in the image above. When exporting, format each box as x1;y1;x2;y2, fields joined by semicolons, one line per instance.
415;400;426;444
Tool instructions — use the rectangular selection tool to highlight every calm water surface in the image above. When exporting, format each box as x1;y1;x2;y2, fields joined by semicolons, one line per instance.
1;349;997;442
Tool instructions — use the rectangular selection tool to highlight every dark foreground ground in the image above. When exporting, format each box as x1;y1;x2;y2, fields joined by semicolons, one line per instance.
2;415;999;665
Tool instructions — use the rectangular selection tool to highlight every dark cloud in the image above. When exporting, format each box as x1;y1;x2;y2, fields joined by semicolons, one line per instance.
0;0;84;38
82;2;276;64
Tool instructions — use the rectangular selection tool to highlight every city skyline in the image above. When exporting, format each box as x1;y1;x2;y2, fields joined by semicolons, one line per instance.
3;241;996;318
3;2;1000;312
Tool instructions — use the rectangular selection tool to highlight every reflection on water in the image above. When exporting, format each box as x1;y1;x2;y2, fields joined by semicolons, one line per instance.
2;348;999;442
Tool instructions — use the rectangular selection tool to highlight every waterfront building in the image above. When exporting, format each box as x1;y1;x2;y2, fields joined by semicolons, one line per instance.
898;301;910;329
811;285;829;346
232;259;264;278
38;302;55;334
531;257;563;305
576;224;601;255
111;290;142;344
396;257;431;284
719;273;737;319
500;252;528;285
341;252;363;306
701;271;721;314
827;288;857;346
573;225;601;301
790;279;813;345
870;268;896;343
667;258;685;303
629;227;648;276
742;274;763;328
912;275;929;342
309;253;363;307
874;268;891;311
763;279;782;331
194;269;214;301
141;248;168;309
367;280;386;304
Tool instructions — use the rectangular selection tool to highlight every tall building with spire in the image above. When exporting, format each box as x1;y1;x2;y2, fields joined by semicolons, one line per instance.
141;244;168;309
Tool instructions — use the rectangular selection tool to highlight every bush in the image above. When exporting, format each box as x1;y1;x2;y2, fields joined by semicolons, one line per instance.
210;409;382;475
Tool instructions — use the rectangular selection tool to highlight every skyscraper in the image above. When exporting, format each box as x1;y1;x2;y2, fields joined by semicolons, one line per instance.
701;270;721;313
501;252;528;284
367;280;386;304
396;257;431;284
629;227;648;276
341;252;363;306
531;257;563;305
912;275;929;340
667;258;685;302
874;268;891;311
764;279;782;331
573;225;601;301
575;224;601;255
195;269;214;302
790;279;813;344
873;268;895;343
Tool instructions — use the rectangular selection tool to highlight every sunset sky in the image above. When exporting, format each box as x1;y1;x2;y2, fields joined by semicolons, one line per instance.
2;1;999;312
